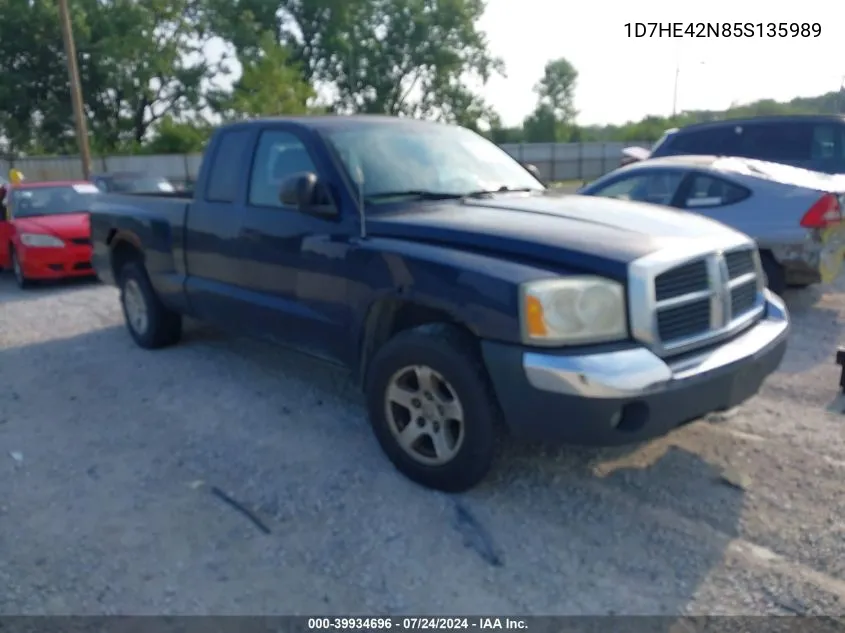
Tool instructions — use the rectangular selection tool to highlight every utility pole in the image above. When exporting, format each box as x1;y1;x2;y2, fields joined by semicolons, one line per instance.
671;64;680;118
838;75;845;114
58;0;93;180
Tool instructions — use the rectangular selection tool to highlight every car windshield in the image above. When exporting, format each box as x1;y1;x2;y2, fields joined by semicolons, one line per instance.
11;184;100;218
323;123;545;205
107;176;174;193
650;129;679;154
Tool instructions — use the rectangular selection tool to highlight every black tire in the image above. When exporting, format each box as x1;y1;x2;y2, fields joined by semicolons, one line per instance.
760;252;785;296
10;247;30;289
118;261;182;349
365;323;499;492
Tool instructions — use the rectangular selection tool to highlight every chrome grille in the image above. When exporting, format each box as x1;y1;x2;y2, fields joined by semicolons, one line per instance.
731;280;757;315
654;260;708;301
725;250;755;278
631;243;766;357
657;297;710;341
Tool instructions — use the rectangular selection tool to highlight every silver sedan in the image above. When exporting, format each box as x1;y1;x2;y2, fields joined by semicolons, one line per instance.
579;155;845;294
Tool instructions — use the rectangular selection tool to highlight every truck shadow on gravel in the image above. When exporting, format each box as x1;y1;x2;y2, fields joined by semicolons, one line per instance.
0;322;747;615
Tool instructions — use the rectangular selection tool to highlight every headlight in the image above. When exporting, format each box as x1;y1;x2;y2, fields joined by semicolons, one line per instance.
520;276;628;346
20;233;65;248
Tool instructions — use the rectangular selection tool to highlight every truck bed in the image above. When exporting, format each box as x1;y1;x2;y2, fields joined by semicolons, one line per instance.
89;192;192;291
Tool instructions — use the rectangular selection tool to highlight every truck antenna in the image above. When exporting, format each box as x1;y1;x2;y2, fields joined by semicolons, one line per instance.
354;165;366;239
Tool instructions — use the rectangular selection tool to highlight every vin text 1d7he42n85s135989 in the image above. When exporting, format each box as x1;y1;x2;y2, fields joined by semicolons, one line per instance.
88;116;789;492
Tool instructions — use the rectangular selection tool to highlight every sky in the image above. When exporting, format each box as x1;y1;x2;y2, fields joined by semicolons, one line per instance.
477;0;845;126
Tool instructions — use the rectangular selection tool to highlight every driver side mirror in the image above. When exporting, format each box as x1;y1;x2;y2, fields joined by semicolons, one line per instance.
522;162;545;185
279;172;337;218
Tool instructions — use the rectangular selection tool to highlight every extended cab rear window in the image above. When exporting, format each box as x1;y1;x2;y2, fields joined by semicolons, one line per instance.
204;129;252;202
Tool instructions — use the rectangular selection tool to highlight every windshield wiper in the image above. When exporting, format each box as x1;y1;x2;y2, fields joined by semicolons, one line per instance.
365;190;465;201
464;186;537;198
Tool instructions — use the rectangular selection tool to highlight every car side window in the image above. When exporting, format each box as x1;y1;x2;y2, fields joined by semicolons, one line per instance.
735;122;813;162
249;130;321;208
593;172;684;206
683;174;749;209
660;127;738;156
204;129;252;203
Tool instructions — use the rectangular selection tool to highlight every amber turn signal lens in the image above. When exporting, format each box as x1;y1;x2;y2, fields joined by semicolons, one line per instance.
525;295;547;337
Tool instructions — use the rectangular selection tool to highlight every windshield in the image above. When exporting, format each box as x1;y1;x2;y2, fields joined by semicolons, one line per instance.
10;184;100;218
651;129;678;153
107;176;175;193
324;123;545;204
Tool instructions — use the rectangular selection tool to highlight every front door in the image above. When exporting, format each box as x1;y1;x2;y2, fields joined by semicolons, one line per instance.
235;126;355;363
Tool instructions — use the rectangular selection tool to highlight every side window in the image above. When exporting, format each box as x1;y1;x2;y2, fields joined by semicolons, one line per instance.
249;130;318;208
593;172;684;206
204;129;252;203
660;127;738;156
811;125;838;160
735;123;813;162
683;174;749;209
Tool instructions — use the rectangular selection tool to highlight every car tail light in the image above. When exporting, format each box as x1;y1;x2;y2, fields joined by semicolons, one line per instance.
800;193;842;228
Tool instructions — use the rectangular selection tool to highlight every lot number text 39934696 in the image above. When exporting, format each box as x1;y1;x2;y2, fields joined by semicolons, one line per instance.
624;22;821;38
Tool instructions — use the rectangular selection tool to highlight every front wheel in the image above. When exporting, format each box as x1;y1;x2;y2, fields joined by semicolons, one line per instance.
365;324;499;492
10;247;30;289
118;261;182;349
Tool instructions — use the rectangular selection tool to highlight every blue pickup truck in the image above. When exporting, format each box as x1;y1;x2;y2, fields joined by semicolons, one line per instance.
89;116;790;492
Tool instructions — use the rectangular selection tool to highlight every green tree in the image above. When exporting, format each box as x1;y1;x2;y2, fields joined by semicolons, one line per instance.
534;57;578;124
145;115;212;154
0;0;217;154
521;57;579;142
0;0;70;153
205;0;504;129
78;0;217;151
214;32;316;120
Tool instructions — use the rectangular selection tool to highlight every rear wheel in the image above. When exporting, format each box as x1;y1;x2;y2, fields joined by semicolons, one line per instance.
10;247;30;289
118;261;182;349
760;252;785;296
365;323;499;492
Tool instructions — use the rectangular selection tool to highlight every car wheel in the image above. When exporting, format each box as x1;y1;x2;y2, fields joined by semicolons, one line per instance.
365;323;499;492
10;247;30;289
760;252;786;296
119;261;182;349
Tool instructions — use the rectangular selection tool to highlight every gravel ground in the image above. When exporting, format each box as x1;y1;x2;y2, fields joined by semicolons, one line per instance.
1;273;845;617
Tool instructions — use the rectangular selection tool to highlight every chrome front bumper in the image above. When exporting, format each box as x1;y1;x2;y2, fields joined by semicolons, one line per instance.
523;290;788;400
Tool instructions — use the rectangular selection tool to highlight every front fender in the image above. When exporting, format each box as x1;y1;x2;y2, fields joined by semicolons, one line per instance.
348;237;574;348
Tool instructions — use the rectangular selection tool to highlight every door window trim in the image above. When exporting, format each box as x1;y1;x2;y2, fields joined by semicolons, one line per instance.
246;127;336;213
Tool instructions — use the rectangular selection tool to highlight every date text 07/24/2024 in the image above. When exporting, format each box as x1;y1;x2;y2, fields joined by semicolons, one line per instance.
306;617;528;630
624;22;821;38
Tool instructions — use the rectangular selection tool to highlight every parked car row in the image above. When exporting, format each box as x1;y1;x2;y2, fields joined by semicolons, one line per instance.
0;172;180;288
621;114;845;174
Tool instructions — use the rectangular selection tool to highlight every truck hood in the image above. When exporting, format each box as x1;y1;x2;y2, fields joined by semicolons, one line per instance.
366;193;747;278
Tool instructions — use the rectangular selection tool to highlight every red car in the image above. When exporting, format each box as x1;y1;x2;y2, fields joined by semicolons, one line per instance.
0;180;100;288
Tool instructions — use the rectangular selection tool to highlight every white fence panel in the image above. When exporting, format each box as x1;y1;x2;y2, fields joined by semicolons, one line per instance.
3;141;651;186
